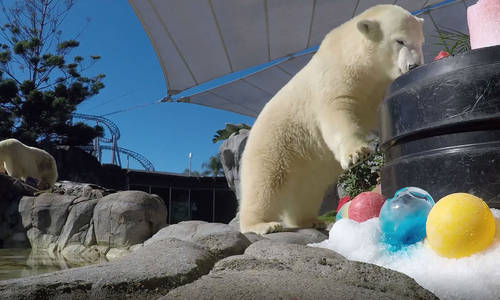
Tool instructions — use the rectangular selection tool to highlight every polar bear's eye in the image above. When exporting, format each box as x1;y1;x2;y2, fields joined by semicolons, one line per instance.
396;40;405;45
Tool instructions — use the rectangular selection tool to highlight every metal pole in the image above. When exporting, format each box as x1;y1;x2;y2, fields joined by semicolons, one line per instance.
111;136;116;165
188;152;192;176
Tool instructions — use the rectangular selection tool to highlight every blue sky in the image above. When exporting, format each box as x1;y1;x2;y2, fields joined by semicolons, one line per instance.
66;0;255;173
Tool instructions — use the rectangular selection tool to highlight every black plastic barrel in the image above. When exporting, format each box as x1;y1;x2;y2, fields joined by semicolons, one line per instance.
379;45;500;207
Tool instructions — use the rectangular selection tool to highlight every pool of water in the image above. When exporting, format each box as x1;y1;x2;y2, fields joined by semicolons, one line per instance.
0;248;98;281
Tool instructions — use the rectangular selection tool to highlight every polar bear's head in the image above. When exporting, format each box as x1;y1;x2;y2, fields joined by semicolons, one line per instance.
356;5;425;80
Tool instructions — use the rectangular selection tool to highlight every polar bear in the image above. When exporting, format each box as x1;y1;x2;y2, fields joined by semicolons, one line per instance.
239;5;424;234
0;138;58;190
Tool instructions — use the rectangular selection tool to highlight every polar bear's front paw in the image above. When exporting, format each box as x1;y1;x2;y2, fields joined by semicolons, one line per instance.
243;222;283;235
340;143;372;170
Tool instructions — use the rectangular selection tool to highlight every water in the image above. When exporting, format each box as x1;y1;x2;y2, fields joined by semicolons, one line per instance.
0;248;98;281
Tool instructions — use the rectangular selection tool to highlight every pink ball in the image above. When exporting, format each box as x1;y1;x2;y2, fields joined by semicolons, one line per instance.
348;192;386;222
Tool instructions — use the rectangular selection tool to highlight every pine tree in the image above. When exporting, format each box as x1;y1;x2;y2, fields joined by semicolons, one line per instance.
0;0;104;146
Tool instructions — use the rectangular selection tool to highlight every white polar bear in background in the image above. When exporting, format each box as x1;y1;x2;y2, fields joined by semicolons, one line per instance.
0;138;58;190
240;5;425;234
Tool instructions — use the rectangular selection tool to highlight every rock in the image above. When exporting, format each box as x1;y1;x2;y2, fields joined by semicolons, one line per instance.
56;198;99;250
50;146;127;190
218;129;249;202
263;228;328;245
0;239;217;299
243;232;266;244
228;211;240;230
19;183;168;264
22;193;75;251
0;174;36;247
52;181;115;199
93;191;167;248
145;221;251;259
163;240;437;300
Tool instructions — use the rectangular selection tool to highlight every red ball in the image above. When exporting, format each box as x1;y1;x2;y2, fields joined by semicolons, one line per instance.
348;192;386;222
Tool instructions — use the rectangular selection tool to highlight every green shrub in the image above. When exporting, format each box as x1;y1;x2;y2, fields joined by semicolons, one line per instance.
337;139;383;198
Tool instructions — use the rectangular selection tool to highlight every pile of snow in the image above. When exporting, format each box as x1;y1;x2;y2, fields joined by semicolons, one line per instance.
310;209;500;300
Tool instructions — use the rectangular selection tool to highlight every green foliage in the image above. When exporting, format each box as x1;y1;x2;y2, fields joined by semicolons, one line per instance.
212;123;251;143
337;139;384;198
0;0;104;146
57;40;79;50
318;210;337;224
435;29;471;55
0;79;18;102
201;155;224;177
183;155;224;177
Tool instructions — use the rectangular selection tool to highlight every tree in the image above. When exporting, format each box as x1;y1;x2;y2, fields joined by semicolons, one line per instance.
0;0;104;146
182;168;201;177
212;123;251;143
201;155;223;177
182;155;224;177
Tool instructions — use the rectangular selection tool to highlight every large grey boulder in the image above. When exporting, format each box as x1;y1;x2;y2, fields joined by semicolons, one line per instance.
263;228;328;245
144;221;251;259
0;238;217;299
0;174;36;247
163;240;437;300
20;193;76;251
218;129;249;202
93;191;167;248
19;183;167;262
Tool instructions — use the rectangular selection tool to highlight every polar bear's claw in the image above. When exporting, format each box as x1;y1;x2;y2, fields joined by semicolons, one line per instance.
242;222;283;235
347;145;372;168
266;222;284;233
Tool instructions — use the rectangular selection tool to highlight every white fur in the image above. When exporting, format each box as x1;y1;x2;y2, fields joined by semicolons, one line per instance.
239;5;424;234
0;138;58;189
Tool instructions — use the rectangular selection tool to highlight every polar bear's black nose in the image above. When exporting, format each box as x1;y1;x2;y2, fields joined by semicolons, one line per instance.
409;64;419;70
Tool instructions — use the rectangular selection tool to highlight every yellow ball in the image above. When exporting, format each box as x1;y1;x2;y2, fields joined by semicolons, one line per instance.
426;193;495;258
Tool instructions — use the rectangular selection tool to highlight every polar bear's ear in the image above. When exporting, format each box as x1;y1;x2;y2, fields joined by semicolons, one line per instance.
356;19;381;41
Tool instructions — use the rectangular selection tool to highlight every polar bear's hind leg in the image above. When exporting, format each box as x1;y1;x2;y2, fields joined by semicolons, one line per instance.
281;165;331;230
239;159;288;234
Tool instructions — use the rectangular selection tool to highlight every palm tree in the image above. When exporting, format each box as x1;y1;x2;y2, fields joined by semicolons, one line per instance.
212;123;251;143
182;168;201;176
201;156;224;177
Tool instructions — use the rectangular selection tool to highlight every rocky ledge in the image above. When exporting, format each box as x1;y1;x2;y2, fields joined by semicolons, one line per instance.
0;221;437;299
5;180;167;263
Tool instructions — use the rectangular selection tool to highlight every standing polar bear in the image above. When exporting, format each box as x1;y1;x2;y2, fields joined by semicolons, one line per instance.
0;138;58;190
240;5;425;234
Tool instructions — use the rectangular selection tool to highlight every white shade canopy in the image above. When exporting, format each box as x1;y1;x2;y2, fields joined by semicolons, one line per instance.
129;0;473;117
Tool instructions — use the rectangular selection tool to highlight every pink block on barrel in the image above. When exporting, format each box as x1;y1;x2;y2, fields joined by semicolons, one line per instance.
467;0;500;49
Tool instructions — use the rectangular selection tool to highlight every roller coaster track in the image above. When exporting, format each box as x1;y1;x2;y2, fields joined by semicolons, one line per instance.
72;113;120;143
71;113;155;171
79;145;155;172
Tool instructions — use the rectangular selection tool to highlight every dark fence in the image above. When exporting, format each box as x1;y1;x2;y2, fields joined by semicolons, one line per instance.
126;170;237;224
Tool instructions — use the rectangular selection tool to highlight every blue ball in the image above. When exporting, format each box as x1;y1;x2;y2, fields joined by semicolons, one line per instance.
379;187;435;251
